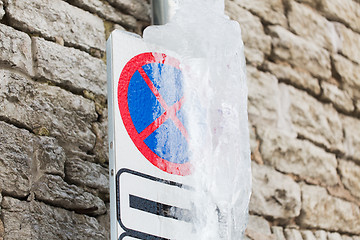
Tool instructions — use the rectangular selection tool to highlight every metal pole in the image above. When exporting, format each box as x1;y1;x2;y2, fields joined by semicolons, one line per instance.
151;0;179;25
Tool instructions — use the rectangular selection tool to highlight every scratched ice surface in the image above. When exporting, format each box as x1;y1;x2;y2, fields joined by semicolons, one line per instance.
143;0;251;239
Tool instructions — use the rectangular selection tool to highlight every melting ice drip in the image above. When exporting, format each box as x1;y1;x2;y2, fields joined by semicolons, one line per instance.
144;0;251;239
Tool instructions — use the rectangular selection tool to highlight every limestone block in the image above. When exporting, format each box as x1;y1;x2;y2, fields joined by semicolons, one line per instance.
327;232;343;240
231;0;287;26
263;61;321;96
225;3;271;66
97;203;110;240
0;70;97;158
92;107;108;164
107;0;150;21
259;127;338;186
269;25;331;80
299;184;360;234
314;230;328;240
342;115;360;163
284;229;303;240
0;121;65;197
333;54;360;99
279;84;344;153
342;236;354;240
335;23;360;64
33;175;106;215
246;215;274;240
244;48;265;67
66;0;138;28
338;159;360;199
320;81;354;113
6;0;105;51
1;197;106;239
0;0;4;19
250;162;301;219
65;158;109;193
300;230;316;240
272;226;286;240
288;1;339;52
247;66;280;122
317;0;360;33
33;37;106;96
0;24;32;75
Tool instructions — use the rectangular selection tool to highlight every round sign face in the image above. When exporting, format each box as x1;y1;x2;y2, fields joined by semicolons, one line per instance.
118;52;190;176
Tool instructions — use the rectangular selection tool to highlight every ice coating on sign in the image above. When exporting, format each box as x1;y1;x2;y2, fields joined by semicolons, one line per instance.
143;0;251;239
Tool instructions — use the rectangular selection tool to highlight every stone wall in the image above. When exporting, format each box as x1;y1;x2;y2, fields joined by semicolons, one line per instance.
0;0;359;239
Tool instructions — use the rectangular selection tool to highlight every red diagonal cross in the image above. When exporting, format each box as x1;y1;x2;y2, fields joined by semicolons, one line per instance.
137;67;188;142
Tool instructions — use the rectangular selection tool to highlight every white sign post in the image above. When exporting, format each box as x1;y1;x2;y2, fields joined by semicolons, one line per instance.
107;30;195;240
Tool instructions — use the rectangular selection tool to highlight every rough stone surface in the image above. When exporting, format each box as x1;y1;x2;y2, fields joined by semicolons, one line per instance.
0;70;97;158
264;61;321;96
259;127;338;186
33;174;106;216
314;230;328;240
0;121;65;197
0;24;33;75
1;197;106;239
279;84;344;153
284;229;303;240
226;2;271;66
338;159;360;199
245;215;274;240
250;162;301;219
272;226;286;240
327;232;343;240
342;115;360;163
247;66;280;122
299;184;360;234
320;81;354;113
288;1;339;51
6;0;106;51
107;0;150;21
232;0;287;26
333;54;360;99
0;0;4;20
317;0;360;33
269;25;331;79
66;0;138;28
335;23;360;64
65;158;108;193
33;37;107;96
301;230;317;240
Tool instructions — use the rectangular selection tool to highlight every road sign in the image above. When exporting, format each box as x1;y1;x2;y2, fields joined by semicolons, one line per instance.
107;30;195;240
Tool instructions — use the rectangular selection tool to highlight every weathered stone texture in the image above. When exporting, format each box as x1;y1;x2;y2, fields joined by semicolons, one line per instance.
316;0;360;33
66;0;138;28
33;37;107;96
6;0;106;51
335;23;360;64
0;0;4;19
259;127;338;186
231;0;287;26
0;24;32;75
299;184;360;234
338;160;360;199
250;162;301;219
245;215;274;240
264;61;321;96
333;54;360;99
247;66;280;122
342;115;360;163
1;197;106;239
0;121;65;197
107;0;150;21
327;232;343;240
225;2;271;66
272;227;286;240
320;81;354;113
301;230;316;240
284;229;303;240
269;25;331;80
314;230;328;240
65;158;108;193
288;1;339;51
33;174;106;216
0;70;97;158
279;84;344;153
